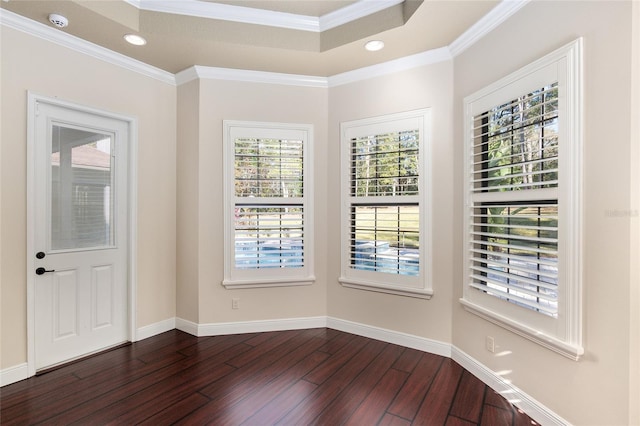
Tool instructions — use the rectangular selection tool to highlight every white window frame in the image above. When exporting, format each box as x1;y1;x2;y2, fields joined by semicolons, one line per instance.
222;120;315;289
461;39;584;360
339;109;433;299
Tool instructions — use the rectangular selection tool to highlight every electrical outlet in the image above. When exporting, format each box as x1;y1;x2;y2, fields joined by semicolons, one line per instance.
232;298;240;310
485;336;495;353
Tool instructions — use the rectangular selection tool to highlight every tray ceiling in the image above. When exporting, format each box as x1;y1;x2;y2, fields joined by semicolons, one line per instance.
1;0;500;76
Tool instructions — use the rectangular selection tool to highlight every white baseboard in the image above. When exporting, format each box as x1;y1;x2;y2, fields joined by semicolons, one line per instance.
0;363;29;387
135;317;176;341
451;346;570;426
175;317;199;336
327;316;451;358
174;316;450;359
176;316;327;337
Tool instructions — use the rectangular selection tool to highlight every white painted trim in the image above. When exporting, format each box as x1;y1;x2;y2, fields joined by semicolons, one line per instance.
0;363;29;387
222;121;315;288
319;0;404;32
176;48;452;88
127;119;139;344
176;316;327;337
0;9;175;86
128;0;318;32
135;317;176;341
175;317;199;336
451;346;571;426
180;316;450;360
339;109;433;298
174;67;200;86
177;66;328;88
339;279;433;299
460;299;582;361
449;0;531;57
125;0;402;33
222;278;315;290
25;93;138;377
26;94;37;378
327;317;451;358
461;38;584;361
328;48;452;87
174;316;451;359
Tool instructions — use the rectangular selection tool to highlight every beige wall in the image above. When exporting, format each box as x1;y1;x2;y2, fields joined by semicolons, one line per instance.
176;80;200;323
327;61;455;342
175;78;329;324
452;2;636;425
629;2;640;424
0;27;177;369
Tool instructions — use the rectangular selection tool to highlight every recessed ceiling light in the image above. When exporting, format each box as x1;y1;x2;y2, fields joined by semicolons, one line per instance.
364;40;384;52
124;34;147;46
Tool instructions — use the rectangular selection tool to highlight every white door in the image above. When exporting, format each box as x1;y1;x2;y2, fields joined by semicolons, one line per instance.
31;99;129;371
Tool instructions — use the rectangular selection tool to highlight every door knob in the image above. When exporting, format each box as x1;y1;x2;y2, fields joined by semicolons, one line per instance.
35;267;55;275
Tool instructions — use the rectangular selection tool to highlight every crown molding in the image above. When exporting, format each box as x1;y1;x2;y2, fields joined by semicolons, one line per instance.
125;0;402;33
0;9;176;86
174;0;531;87
328;47;453;87
127;0;317;32
175;67;201;86
449;0;531;57
177;65;328;88
320;0;404;32
176;47;453;88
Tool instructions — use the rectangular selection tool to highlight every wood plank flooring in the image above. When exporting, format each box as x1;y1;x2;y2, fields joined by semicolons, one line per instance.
0;329;537;425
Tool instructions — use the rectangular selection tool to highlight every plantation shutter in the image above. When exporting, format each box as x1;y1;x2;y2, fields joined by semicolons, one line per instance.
349;130;419;197
348;130;420;277
234;137;304;269
468;84;560;317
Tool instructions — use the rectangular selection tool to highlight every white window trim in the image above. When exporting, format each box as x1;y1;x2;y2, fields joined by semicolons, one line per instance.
461;39;584;360
339;109;433;299
222;120;315;289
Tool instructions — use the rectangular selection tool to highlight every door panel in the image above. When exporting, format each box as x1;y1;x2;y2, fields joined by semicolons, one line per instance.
53;269;78;339
92;264;114;329
32;100;129;370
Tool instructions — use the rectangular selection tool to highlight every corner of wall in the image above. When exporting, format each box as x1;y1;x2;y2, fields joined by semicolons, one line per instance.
176;79;201;323
629;1;640;423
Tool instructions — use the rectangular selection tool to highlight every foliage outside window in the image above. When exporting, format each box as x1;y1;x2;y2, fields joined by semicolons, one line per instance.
339;110;432;298
223;121;314;288
471;84;559;316
461;39;584;359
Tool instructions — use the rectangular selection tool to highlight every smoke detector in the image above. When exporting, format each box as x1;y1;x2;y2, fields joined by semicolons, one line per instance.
48;14;68;28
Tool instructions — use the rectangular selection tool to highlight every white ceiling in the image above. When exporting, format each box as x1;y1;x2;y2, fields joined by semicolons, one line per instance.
1;0;501;76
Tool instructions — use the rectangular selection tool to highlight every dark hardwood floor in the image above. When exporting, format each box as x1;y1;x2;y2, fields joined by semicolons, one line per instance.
0;328;537;425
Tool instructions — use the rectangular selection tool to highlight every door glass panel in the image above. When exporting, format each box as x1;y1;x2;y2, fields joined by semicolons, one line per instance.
50;125;115;250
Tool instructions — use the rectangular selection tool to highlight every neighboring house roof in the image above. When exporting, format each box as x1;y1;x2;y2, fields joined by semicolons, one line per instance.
51;145;111;170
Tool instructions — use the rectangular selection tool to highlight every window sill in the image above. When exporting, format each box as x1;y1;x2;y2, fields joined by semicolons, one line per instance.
222;276;315;289
339;277;433;299
459;298;584;361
